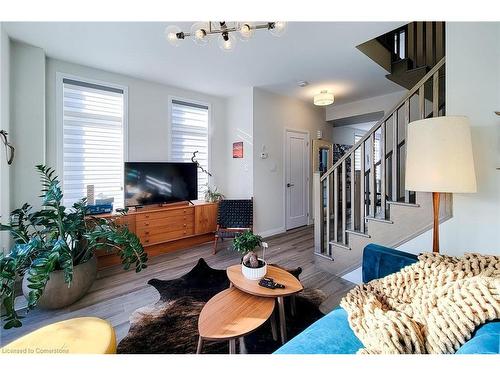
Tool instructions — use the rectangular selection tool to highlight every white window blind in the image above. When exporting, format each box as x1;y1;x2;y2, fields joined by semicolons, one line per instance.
62;78;125;209
170;99;209;199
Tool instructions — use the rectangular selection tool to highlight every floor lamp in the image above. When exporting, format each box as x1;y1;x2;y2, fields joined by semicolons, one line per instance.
405;116;477;253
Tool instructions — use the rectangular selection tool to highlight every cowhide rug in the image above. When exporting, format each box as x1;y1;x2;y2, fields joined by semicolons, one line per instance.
117;258;326;354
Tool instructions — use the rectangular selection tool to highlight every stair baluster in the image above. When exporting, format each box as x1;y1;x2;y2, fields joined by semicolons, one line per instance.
369;132;376;217
350;153;356;231
403;99;410;203
392;113;398;201
359;142;366;233
333;168;338;244
380;122;387;219
325;174;331;255
341;160;347;245
433;71;439;116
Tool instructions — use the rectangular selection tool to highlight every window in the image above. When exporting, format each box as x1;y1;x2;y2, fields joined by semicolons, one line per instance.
61;77;125;209
170;99;209;199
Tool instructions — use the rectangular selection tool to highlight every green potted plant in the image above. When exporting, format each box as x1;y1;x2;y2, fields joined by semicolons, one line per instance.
0;165;147;329
233;230;267;280
203;183;225;203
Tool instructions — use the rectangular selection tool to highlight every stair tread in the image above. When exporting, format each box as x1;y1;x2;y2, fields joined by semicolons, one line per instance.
365;215;394;224
329;241;351;250
387;200;420;208
345;229;371;238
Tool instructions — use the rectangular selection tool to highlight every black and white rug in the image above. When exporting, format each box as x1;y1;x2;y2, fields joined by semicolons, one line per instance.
117;258;325;354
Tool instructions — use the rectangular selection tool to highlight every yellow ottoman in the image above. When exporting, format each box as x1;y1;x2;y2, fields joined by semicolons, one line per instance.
1;317;116;354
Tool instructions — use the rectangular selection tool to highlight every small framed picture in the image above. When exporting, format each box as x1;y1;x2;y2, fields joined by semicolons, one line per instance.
233;141;243;158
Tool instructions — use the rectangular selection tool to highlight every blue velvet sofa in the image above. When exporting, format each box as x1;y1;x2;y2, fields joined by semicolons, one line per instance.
275;244;500;354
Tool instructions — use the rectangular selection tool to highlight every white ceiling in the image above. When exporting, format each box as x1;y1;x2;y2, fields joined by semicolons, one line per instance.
3;22;405;104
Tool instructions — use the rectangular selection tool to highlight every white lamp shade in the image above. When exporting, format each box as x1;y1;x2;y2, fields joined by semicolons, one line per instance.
405;116;477;193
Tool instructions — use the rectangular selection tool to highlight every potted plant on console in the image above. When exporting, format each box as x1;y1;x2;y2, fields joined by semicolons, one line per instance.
233;230;267;280
0;165;148;329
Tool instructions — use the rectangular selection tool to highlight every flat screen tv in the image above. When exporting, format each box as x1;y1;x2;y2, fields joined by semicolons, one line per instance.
124;162;198;207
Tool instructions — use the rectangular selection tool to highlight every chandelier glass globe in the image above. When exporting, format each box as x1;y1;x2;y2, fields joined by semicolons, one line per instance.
269;21;287;37
218;32;237;52
237;22;255;41
164;25;183;47
190;22;210;46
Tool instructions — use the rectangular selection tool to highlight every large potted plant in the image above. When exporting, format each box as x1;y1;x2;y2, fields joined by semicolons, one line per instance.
0;165;148;329
233;230;267;280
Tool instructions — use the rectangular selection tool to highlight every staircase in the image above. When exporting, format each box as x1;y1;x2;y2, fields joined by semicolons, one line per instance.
313;57;449;272
357;22;445;91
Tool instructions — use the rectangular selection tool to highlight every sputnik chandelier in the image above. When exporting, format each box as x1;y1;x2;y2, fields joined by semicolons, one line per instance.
165;22;287;52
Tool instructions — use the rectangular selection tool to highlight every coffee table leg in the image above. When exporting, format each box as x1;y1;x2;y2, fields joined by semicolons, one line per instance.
238;337;247;354
270;310;278;341
277;296;287;344
229;339;236;354
196;336;203;354
290;295;297;317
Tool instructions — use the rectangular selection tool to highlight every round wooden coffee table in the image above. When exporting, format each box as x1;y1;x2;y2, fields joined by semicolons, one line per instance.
226;265;303;344
197;287;275;354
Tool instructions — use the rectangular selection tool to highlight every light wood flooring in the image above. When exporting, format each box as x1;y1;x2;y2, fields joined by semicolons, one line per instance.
0;226;356;346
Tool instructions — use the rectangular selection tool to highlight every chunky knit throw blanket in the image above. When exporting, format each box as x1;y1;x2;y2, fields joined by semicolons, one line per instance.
340;253;500;354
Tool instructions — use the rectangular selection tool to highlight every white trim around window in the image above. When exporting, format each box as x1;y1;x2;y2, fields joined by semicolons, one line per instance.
168;95;212;197
56;72;129;208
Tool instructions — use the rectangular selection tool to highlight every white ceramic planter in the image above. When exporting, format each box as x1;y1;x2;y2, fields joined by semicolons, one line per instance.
241;258;267;280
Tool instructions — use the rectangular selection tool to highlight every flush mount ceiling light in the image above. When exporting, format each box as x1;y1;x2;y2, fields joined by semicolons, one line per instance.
314;90;335;106
164;21;287;52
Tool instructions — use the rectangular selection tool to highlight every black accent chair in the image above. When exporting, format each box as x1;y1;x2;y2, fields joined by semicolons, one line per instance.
213;198;253;254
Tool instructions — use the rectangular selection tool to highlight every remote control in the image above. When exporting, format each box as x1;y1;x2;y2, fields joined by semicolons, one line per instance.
259;277;285;289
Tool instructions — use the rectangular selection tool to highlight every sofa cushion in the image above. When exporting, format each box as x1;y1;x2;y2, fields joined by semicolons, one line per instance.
362;244;418;283
456;321;500;354
274;307;363;354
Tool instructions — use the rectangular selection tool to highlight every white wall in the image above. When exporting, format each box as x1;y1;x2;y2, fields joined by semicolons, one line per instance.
398;22;500;256
223;88;253;198
9;41;46;211
252;88;330;236
45;58;228;191
0;24;11;251
331;123;375;145
326;90;406;122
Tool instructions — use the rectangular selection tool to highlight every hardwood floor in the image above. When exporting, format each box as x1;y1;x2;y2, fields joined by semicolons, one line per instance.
0;226;356;346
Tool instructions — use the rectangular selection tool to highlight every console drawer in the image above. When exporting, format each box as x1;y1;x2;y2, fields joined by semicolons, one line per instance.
136;221;194;237
140;227;195;246
136;215;194;230
135;207;194;223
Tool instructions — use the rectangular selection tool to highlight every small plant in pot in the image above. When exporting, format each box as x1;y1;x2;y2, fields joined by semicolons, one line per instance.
203;183;225;203
233;230;267;280
0;165;147;329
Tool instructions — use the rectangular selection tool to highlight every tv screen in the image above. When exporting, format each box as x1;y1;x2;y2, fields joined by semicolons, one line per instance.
124;162;198;207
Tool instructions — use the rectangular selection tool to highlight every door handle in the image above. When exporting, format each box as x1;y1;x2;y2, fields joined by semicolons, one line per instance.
287;183;294;188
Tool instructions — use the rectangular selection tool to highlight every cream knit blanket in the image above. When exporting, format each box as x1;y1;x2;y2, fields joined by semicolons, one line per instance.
340;253;500;354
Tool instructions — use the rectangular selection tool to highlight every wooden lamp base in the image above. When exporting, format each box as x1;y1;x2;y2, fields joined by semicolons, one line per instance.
432;192;440;253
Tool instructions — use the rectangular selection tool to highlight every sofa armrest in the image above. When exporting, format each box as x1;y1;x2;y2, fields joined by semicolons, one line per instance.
362;244;418;283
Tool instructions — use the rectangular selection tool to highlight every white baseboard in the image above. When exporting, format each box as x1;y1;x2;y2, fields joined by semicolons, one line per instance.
257;226;286;239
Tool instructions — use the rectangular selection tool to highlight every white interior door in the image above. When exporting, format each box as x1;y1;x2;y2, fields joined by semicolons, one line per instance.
285;130;309;230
